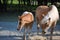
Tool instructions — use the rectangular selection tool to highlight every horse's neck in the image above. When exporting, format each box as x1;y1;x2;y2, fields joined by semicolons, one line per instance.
41;6;52;21
40;6;52;24
42;5;59;24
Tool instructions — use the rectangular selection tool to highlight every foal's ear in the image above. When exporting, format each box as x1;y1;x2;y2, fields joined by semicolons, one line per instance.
18;16;20;18
18;16;22;21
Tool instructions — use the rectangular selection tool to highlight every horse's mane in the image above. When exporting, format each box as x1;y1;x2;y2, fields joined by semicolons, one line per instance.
39;5;49;9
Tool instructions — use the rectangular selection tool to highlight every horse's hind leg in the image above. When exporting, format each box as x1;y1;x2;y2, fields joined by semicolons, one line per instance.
50;21;56;40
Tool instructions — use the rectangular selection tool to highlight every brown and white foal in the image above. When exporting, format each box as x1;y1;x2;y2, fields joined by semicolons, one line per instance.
36;5;59;40
17;11;34;40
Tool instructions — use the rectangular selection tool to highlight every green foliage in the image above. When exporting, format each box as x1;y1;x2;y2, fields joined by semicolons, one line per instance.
1;0;60;14
13;0;19;4
1;0;3;4
7;0;11;4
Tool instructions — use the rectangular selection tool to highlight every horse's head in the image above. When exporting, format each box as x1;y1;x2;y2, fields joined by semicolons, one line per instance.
41;13;51;26
17;16;25;31
17;11;34;31
41;17;51;33
17;16;21;31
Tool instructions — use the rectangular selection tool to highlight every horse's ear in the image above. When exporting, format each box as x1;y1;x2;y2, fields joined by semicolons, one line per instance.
18;16;20;18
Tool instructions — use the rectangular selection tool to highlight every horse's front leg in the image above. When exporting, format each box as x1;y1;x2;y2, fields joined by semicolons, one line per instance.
50;21;56;40
23;28;27;40
28;22;33;37
50;27;54;40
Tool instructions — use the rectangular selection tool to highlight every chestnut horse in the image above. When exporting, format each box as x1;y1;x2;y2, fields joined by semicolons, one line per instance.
36;5;59;40
17;11;34;40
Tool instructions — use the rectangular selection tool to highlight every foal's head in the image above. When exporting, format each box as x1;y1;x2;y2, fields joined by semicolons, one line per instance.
17;16;22;31
17;16;26;31
17;13;32;31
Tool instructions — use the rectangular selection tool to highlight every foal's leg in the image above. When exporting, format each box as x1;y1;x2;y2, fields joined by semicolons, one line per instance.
23;28;27;40
50;21;56;40
28;22;33;37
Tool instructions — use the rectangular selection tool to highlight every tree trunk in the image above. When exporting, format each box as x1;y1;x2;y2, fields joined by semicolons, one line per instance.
3;0;7;12
0;0;2;12
11;0;13;4
37;0;43;6
27;0;31;5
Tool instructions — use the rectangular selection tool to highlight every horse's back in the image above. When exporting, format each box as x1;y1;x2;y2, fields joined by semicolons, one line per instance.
48;5;59;21
36;5;49;15
36;5;59;21
20;11;34;23
36;5;51;21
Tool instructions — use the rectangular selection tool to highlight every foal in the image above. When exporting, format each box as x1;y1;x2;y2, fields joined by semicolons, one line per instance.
36;5;59;40
17;11;34;40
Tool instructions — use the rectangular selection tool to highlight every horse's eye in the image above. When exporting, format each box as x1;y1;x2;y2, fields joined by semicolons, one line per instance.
20;19;22;21
19;22;21;24
20;19;21;20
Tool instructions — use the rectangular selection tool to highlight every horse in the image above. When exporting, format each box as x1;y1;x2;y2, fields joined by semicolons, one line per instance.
17;11;34;40
35;5;59;40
